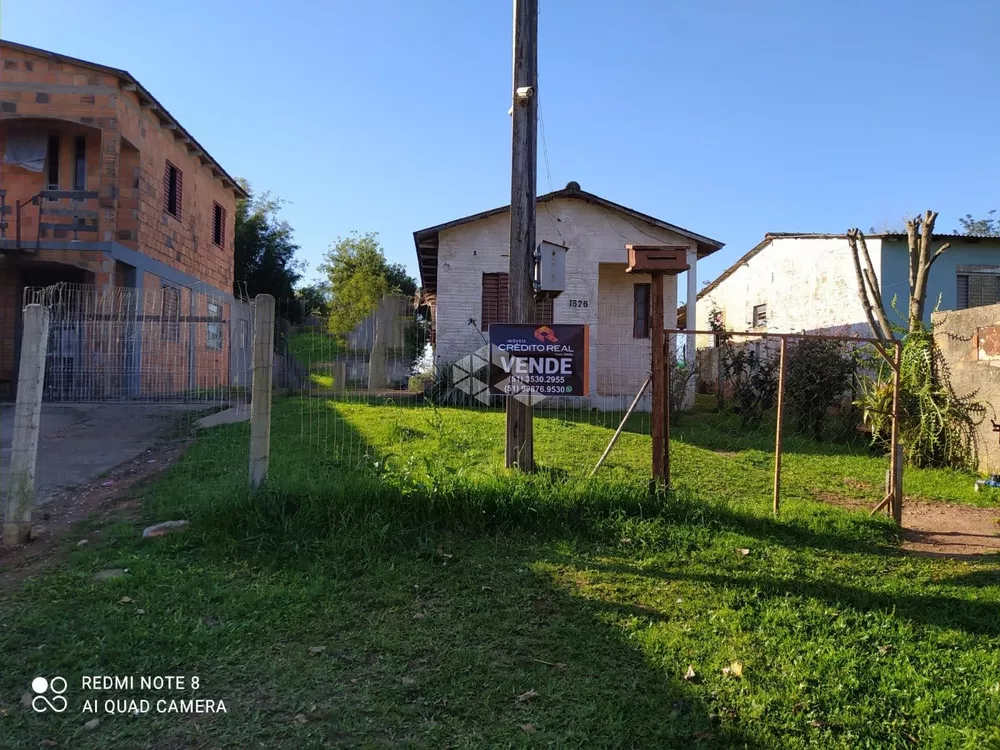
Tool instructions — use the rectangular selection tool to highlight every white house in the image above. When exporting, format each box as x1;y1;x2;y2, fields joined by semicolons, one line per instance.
413;182;724;409
695;232;1000;346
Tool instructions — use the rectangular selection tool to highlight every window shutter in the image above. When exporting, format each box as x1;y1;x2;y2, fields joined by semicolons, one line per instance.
957;275;969;310
970;276;985;309
221;206;227;245
481;273;510;330
175;168;183;220
163;163;171;213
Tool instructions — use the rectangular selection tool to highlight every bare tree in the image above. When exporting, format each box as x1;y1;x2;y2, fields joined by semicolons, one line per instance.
847;210;951;337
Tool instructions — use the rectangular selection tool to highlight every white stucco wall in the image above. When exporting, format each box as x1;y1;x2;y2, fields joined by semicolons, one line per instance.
695;236;883;345
433;197;688;407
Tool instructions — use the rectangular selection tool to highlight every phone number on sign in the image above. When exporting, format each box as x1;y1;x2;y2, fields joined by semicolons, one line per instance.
503;384;575;395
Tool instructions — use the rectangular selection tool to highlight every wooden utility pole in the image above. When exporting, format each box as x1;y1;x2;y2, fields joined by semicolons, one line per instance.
505;0;538;471
650;274;666;485
772;337;788;516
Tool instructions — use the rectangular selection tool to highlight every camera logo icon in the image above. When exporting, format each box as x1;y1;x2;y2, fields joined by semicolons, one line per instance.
31;677;68;713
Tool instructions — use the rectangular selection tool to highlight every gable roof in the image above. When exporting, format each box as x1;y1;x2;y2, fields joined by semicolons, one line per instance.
1;40;246;199
698;231;1000;301
413;182;724;295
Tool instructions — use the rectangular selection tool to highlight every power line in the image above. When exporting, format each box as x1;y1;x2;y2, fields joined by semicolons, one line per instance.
538;92;553;193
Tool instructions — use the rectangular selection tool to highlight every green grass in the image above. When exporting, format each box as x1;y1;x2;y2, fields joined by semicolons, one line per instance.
287;330;342;390
1;398;998;748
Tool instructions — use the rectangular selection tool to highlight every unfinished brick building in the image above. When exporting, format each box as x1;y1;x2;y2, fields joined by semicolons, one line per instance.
0;41;245;399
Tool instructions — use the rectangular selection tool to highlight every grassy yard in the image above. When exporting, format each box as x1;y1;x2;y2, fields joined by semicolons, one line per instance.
286;330;342;389
1;398;998;748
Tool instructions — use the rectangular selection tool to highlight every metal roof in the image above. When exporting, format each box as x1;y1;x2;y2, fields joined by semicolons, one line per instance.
698;231;1000;300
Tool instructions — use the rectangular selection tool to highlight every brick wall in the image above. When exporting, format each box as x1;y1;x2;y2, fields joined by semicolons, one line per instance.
0;43;239;294
116;88;236;292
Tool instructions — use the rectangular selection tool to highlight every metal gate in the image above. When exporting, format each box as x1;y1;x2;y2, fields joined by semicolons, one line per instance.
24;282;233;402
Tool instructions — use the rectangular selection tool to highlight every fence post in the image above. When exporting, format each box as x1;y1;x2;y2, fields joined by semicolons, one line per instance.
772;336;788;517
249;294;275;489
2;304;50;546
889;341;903;524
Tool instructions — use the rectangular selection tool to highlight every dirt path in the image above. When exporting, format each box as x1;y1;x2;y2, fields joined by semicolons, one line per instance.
0;440;189;587
901;501;1000;560
816;490;1000;561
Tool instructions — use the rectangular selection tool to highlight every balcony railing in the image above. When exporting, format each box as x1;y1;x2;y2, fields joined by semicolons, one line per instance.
0;189;100;250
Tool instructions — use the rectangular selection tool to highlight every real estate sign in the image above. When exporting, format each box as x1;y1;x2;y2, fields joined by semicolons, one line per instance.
488;324;589;397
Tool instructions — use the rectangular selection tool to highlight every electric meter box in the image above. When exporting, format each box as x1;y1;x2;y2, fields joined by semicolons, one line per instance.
534;240;567;293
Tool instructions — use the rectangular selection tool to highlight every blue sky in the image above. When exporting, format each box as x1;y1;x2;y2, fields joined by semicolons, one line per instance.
5;0;997;297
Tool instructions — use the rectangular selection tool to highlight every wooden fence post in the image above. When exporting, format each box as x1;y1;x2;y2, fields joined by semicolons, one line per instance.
650;272;666;487
772;337;788;517
2;304;50;546
889;341;903;524
249;294;275;489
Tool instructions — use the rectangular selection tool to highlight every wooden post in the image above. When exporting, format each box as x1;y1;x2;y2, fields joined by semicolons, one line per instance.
889;341;903;524
249;294;275;489
664;332;671;488
772;337;788;516
3;304;50;546
504;0;538;471
650;272;666;485
590;375;650;477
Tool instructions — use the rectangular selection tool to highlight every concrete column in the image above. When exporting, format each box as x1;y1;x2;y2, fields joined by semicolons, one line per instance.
249;294;275;489
684;247;698;409
3;304;50;546
368;299;389;390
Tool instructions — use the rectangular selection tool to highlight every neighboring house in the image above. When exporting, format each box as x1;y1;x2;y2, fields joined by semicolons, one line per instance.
0;41;244;399
695;232;1000;345
413;181;724;409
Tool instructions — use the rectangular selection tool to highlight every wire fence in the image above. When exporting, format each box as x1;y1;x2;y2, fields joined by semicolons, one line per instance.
2;283;255;543
1;288;903;546
271;297;902;518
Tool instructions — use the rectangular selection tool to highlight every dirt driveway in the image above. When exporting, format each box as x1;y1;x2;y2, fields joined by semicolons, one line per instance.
0;403;203;506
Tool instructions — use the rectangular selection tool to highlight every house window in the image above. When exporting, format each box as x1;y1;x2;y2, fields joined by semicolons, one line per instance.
207;302;222;350
212;202;226;246
633;283;651;339
481;272;509;330
239;319;250;350
73;136;86;190
480;272;554;330
46;135;60;197
164;161;182;218
162;285;180;341
753;303;767;328
957;273;1000;310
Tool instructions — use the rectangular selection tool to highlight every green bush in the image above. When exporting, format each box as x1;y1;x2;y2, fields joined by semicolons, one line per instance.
784;339;854;440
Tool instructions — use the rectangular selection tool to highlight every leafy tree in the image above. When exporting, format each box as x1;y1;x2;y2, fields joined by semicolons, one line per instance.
958;210;999;237
296;282;331;319
318;232;416;336
234;179;303;318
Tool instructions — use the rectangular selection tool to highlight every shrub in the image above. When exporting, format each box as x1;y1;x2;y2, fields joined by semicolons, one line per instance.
723;345;778;426
855;331;985;469
784;339;854;440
